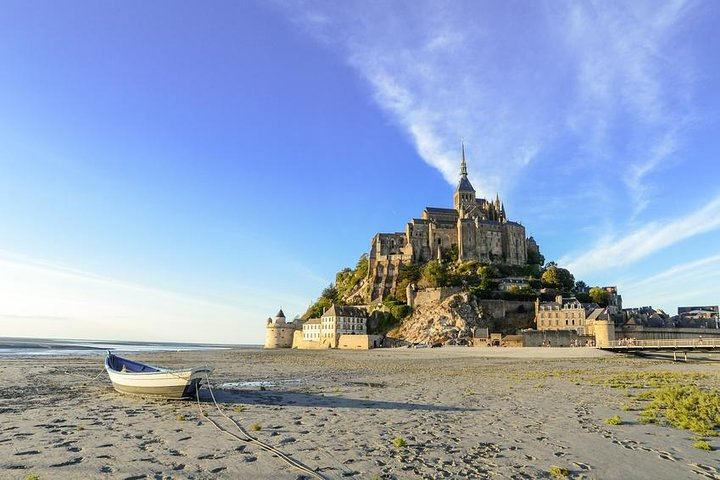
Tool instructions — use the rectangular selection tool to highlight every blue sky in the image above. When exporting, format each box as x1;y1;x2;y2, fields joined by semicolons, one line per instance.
1;1;719;343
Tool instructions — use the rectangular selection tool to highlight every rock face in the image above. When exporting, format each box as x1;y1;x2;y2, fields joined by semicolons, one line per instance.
392;292;488;344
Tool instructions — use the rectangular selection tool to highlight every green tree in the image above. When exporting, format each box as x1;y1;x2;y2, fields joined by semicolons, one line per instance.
321;284;338;301
354;253;368;279
390;262;422;301
589;287;609;307
541;264;575;291
575;292;591;303
442;244;459;263
574;280;588;293
303;296;333;319
527;248;545;266
421;260;447;287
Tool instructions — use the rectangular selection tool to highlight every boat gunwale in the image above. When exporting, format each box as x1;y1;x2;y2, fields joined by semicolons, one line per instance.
104;353;213;377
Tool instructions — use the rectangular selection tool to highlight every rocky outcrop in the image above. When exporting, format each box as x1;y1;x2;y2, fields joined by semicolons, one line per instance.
390;292;488;344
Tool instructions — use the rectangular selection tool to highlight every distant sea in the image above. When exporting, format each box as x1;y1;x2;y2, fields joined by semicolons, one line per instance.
0;337;259;357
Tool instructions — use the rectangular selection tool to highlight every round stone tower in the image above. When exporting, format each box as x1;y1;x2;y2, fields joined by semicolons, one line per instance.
264;309;295;348
594;318;616;347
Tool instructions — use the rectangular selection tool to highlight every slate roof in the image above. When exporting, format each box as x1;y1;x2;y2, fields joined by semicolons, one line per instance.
586;308;608;321
457;176;475;192
424;207;457;214
276;309;285;318
324;305;368;318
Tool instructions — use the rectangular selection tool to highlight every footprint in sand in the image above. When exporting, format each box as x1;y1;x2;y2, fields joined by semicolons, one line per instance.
657;451;678;462
0;464;29;470
197;453;224;460
50;457;83;467
573;461;592;471
14;450;40;456
689;463;720;480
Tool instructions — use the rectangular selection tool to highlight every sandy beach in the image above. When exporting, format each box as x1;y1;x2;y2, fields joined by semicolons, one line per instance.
0;347;718;479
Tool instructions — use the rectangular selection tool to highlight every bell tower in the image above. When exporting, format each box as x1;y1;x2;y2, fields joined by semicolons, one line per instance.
454;142;476;213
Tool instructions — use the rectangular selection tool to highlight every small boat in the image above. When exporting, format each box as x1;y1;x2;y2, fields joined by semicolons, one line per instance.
104;352;214;399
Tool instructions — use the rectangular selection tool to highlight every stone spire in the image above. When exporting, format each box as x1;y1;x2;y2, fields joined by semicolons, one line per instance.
454;141;475;211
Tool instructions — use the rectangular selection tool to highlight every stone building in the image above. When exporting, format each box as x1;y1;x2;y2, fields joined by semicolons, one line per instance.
264;309;299;348
677;306;718;328
368;144;537;301
320;305;367;348
534;295;608;337
301;305;368;348
302;318;322;342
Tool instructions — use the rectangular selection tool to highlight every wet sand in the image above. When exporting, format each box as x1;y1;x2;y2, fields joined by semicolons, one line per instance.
0;347;718;479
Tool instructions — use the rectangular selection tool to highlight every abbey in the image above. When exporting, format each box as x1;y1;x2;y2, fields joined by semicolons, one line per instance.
368;144;539;301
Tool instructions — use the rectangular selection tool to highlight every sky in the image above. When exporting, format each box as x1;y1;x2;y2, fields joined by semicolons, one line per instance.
1;0;719;344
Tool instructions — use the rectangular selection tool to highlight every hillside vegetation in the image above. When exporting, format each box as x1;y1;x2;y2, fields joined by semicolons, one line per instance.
302;250;597;336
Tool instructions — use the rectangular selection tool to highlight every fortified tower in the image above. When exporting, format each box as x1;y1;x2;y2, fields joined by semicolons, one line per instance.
264;309;296;348
594;318;616;347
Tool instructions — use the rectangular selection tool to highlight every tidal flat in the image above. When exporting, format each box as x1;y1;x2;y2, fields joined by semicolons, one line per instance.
0;347;718;479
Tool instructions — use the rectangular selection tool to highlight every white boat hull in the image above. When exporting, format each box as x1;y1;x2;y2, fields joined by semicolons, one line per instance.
106;365;214;399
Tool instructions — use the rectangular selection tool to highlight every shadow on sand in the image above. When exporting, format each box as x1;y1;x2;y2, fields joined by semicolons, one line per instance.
200;388;474;412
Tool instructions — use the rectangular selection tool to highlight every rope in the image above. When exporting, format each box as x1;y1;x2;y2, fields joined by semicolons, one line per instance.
64;366;107;384
195;373;328;480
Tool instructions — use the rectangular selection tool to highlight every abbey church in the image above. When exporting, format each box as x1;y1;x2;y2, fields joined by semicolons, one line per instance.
368;144;539;301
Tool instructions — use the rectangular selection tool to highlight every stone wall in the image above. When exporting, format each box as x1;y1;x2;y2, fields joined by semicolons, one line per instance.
337;334;384;350
521;329;592;347
617;326;720;340
501;334;524;347
292;330;331;349
412;287;462;308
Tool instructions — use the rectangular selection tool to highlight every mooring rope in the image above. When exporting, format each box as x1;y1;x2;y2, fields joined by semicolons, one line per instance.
196;373;328;480
64;366;107;384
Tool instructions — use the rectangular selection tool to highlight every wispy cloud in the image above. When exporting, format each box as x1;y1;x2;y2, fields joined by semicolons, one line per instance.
274;1;563;198
631;252;720;289
275;1;695;211
562;0;694;214
560;194;720;276
618;253;720;310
